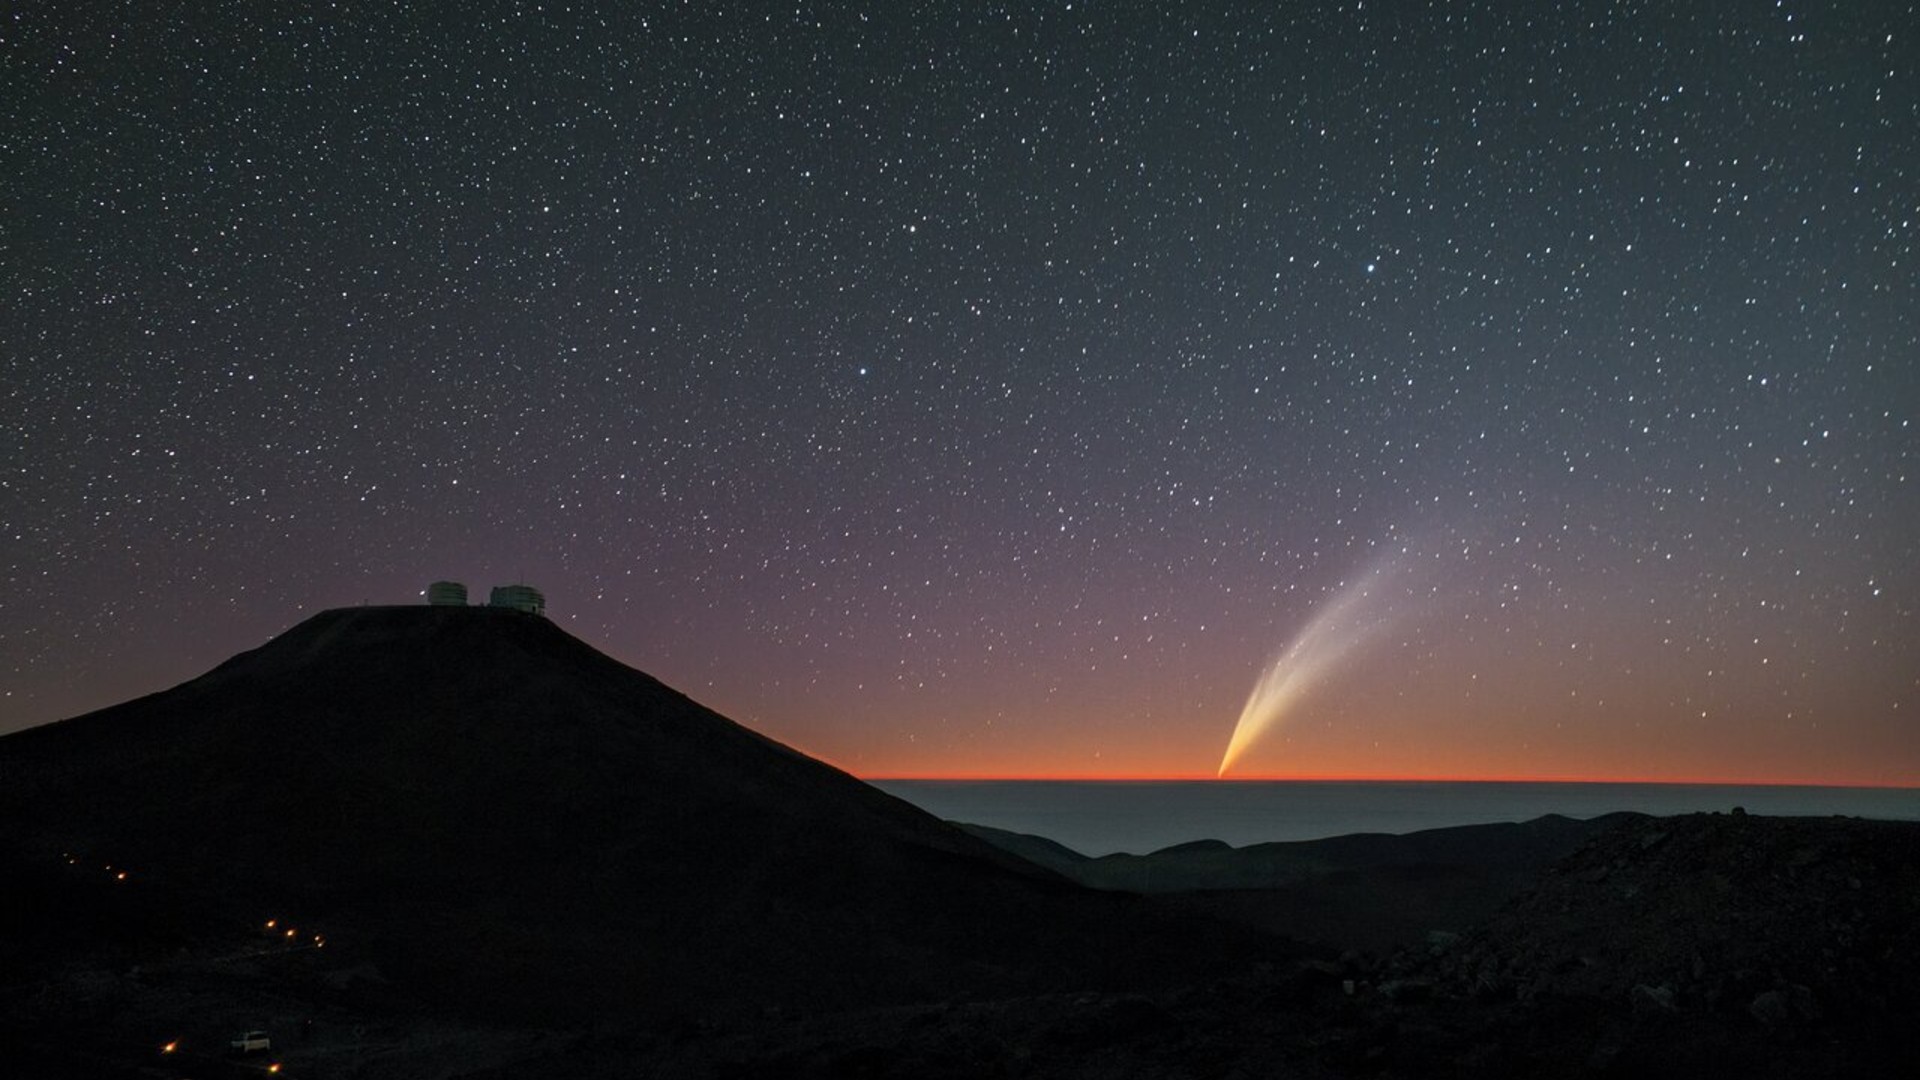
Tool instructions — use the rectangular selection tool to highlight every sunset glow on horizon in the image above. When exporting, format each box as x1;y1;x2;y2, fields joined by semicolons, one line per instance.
856;767;1920;789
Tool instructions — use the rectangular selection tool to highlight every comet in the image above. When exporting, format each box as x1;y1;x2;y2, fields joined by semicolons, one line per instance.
1217;557;1410;777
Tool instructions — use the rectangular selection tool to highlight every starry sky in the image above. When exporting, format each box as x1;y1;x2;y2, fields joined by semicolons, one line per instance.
5;1;1916;784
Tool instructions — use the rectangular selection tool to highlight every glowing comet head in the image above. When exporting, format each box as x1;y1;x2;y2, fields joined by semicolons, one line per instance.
1218;560;1410;777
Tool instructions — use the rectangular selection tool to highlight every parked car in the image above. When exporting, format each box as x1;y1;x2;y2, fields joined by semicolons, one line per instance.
231;1030;270;1053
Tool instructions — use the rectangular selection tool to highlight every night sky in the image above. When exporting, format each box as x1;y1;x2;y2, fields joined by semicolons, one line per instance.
6;2;1916;784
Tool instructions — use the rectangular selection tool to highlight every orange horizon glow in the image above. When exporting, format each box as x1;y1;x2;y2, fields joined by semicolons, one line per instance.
808;728;1920;788
854;769;1920;788
767;643;1920;796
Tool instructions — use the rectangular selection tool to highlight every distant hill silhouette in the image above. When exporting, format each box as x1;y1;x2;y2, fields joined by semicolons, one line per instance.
962;813;1639;890
0;606;1291;1025
961;813;1645;952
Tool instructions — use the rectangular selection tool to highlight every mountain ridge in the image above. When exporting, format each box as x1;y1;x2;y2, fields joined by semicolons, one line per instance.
1;605;1293;1025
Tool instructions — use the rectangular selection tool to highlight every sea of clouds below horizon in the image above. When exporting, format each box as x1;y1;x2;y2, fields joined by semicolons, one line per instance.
871;780;1920;857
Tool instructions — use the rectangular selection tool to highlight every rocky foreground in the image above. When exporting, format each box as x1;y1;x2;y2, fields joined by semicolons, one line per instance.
8;809;1914;1079
588;810;1916;1080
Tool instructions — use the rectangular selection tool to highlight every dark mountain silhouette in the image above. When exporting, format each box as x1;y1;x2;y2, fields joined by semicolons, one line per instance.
961;812;1641;890
0;606;1291;1026
15;607;1909;1077
960;813;1646;952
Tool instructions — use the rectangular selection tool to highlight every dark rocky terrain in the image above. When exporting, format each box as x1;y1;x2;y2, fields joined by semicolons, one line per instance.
3;607;1915;1078
1408;809;1920;1075
961;813;1641;953
0;607;1292;1068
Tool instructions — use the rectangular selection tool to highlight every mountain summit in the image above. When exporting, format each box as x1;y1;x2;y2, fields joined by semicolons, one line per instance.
1;606;1278;1023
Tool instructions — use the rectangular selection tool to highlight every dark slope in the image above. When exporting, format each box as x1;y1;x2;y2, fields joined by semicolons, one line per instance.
619;813;1920;1080
1446;812;1920;1014
961;813;1640;891
961;814;1642;952
0;607;1293;1025
954;823;1096;878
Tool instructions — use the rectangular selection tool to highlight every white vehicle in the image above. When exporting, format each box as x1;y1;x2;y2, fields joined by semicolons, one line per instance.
231;1030;271;1053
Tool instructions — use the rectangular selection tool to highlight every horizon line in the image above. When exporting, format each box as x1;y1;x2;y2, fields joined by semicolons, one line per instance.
859;772;1920;789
